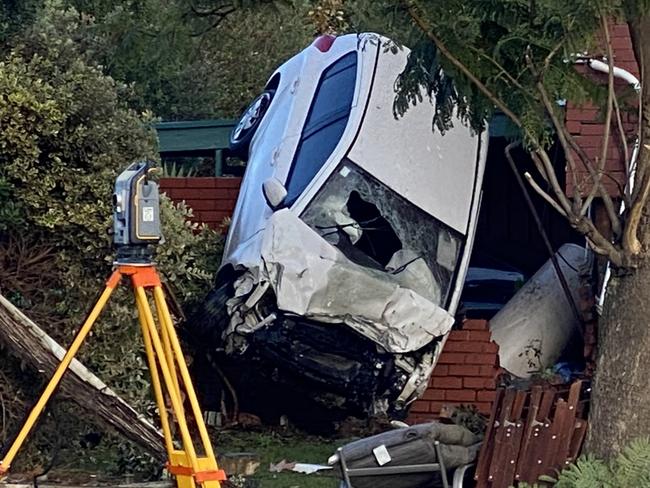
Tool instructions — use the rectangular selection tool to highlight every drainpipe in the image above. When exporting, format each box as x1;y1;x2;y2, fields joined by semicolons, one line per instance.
574;57;641;313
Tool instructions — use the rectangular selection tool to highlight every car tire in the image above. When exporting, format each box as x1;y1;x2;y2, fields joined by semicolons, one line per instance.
229;89;275;160
183;280;232;347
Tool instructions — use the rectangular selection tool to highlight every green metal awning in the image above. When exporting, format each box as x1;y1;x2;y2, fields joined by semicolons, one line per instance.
155;119;236;175
156;119;235;153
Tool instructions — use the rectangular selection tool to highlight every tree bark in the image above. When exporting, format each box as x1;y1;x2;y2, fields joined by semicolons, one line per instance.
586;261;650;459
586;10;650;460
0;294;166;461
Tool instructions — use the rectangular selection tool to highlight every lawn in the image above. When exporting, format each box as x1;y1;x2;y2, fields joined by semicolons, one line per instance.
4;426;344;488
215;428;343;488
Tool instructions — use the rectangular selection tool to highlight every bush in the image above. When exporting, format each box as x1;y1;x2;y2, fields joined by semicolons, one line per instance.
0;3;223;473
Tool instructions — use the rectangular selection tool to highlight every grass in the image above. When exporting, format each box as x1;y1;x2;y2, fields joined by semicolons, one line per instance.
7;426;344;488
215;428;343;488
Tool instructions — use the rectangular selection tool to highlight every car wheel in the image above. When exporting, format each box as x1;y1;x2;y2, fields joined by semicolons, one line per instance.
229;89;275;160
183;281;232;347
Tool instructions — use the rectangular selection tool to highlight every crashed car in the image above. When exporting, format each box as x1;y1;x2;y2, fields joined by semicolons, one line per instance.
187;33;488;423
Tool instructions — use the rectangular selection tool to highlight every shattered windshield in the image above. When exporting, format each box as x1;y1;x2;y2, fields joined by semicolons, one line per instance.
301;160;462;306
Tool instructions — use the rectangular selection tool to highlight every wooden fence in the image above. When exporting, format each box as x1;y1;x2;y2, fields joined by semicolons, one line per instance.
475;380;589;487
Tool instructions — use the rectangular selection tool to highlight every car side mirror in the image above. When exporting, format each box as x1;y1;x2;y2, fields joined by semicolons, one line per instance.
262;178;287;210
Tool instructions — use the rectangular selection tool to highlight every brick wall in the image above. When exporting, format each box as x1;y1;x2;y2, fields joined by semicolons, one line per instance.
159;177;241;230
408;319;501;423
565;23;640;198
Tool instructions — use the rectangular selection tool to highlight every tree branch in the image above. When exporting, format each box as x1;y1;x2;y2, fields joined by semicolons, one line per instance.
533;71;583;212
625;27;648;253
468;46;529;94
524;171;568;217
405;1;524;128
560;123;623;231
580;16;615;215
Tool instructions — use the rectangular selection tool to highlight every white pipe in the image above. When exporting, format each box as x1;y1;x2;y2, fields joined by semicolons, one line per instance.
580;58;641;313
587;59;641;92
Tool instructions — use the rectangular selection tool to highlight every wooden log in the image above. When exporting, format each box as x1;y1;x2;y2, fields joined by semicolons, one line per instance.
0;294;165;460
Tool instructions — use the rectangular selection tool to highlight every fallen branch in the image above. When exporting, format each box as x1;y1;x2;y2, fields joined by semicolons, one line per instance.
0;294;165;460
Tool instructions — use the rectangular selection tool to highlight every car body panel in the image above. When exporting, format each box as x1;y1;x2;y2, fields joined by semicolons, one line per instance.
195;33;488;418
222;35;379;268
346;46;484;235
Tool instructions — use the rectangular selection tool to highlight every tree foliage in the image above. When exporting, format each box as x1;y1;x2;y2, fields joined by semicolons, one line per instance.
348;0;649;268
57;0;315;119
0;3;222;472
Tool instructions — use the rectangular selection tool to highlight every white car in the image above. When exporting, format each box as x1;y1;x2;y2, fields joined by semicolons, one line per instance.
187;33;488;423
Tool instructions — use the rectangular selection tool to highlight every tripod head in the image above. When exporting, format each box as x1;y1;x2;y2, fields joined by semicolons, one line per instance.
113;161;161;263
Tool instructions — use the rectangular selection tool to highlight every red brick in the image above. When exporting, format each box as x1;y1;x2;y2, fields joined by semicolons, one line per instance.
199;210;235;223
483;342;499;354
465;353;497;366
215;199;236;210
159;177;187;188
616;49;637;62
187;199;217;211
463;319;489;331
422;389;445;401
580;124;606;136
437;352;466;365
464;377;496;389
611;36;633;50
428;402;445;414
444;341;484;353
479;365;499;377
185;177;221;188
565;120;582;133
213;177;243;188
469;331;492;342
566;107;599;121
475;402;493;415
410;400;431;413
477;390;497;402
431;365;449;377
448;330;470;341
432;377;462;389
170;188;197;200
448;365;480;376
445;390;476;402
612;24;630;37
574;134;603;148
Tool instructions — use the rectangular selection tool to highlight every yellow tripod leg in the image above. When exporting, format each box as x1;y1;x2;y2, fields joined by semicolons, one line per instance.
134;287;203;481
154;293;184;417
152;286;223;488
153;286;216;460
0;273;120;475
135;294;175;458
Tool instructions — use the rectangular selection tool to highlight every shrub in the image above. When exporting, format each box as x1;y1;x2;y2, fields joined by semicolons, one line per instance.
0;2;223;473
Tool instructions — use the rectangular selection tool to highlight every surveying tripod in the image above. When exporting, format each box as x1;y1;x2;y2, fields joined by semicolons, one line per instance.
0;162;225;488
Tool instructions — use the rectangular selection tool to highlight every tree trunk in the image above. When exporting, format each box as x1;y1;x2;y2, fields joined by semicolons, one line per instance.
0;294;166;461
586;260;650;459
588;11;650;460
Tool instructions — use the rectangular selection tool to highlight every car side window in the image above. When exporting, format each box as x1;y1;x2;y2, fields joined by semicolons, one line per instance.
285;52;358;204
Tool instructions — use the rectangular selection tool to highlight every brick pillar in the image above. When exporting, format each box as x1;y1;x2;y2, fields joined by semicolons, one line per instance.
407;319;500;424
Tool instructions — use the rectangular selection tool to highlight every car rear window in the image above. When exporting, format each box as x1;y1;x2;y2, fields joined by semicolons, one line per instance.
285;51;358;204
